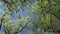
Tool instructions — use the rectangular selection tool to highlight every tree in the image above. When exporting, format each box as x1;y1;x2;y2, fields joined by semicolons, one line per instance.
0;0;60;34
0;0;33;34
30;0;60;34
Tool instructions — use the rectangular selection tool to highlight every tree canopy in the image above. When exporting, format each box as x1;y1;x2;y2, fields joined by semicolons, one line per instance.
0;0;60;34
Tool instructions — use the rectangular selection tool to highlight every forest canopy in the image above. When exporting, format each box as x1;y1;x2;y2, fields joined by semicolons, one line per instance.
0;0;60;34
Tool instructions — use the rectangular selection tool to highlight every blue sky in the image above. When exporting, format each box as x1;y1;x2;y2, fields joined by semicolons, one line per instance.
0;1;35;34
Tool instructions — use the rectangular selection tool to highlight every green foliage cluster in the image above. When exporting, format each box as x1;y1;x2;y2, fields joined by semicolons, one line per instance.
30;0;60;34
